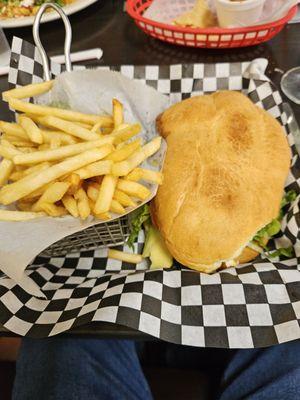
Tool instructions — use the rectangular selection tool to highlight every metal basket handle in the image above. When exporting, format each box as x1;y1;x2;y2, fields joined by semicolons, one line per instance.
33;3;72;81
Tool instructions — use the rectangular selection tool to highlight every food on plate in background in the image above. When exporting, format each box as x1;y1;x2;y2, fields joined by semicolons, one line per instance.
0;0;74;19
149;91;292;273
0;81;163;222
174;0;217;28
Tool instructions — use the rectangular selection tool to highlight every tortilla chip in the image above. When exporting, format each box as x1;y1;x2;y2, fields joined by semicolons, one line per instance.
174;0;217;28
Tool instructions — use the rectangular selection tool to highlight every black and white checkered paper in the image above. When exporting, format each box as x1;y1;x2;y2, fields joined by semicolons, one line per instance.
0;37;299;348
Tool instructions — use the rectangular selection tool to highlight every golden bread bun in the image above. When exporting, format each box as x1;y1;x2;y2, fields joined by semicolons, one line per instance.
152;91;290;273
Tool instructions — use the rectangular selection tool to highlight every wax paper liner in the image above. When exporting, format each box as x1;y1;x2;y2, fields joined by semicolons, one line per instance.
0;37;299;348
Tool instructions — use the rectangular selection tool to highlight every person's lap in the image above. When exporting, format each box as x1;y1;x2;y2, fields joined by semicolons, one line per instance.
13;338;152;400
13;337;300;400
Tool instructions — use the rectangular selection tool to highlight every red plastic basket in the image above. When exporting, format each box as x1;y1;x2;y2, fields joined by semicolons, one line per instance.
126;1;297;48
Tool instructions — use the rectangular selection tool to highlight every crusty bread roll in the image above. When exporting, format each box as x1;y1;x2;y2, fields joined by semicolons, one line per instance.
152;91;291;273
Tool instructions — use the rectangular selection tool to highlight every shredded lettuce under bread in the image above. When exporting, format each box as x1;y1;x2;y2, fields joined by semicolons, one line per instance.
128;190;297;268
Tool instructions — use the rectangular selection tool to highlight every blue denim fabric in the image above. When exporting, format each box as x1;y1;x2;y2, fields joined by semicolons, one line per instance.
218;340;300;400
13;338;300;400
13;339;153;400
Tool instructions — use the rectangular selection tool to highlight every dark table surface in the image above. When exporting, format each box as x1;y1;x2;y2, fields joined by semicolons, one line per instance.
0;0;300;337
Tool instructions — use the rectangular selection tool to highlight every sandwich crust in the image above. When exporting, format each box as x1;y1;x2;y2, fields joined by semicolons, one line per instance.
152;91;291;272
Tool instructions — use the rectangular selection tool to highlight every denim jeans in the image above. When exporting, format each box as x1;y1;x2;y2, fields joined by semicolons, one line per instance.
12;338;300;400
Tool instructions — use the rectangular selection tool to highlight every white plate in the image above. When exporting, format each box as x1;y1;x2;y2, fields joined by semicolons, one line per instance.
0;0;98;28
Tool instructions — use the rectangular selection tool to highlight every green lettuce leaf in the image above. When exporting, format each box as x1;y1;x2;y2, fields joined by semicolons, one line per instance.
279;190;297;220
253;219;281;248
253;190;297;248
35;0;65;6
280;190;297;209
267;246;295;259
127;204;150;250
251;190;297;259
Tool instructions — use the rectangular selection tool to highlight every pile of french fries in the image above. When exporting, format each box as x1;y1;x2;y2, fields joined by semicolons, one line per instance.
0;81;163;222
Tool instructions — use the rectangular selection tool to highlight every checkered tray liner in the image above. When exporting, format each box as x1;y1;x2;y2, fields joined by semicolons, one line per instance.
0;37;299;348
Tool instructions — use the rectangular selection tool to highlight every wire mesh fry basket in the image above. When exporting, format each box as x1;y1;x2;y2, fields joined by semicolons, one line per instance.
31;3;131;257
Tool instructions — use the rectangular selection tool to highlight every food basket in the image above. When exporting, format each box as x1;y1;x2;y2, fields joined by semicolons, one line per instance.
126;0;297;48
15;3;132;257
2;38;300;347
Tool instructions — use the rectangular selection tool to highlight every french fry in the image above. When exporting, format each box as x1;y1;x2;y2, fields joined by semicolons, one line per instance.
38;144;50;151
101;127;114;135
0;121;29;140
108;249;143;264
1;134;18;142
0;143;21;159
106;139;141;162
39;116;102;141
62;195;79;218
112;99;124;128
41;130;77;145
8;98;113;126
17;201;34;211
126;168;163;184
112;137;162;176
89;182;100;190
21;182;54;202
23;162;51;177
117;179;150;200
40;203;67;217
0;95;157;224
1;133;28;142
27;114;55;129
9;171;24;181
14;165;25;171
1;139;16;149
32;182;70;212
75;160;112;180
74;188;91;219
64;173;82;195
74;122;93;129
88;197;95;211
110;199;126;214
87;183;99;202
50;137;62;149
22;116;78;145
94;212;111;220
13;141;113;165
18;147;36;153
94;175;118;215
2;81;53;102
113;189;137;207
91;121;103;133
111;123;141;144
19;115;43;144
12;142;36;148
0;209;45;221
0;159;13;186
0;121;88;145
116;142;126;150
114;123;130;131
0;148;111;205
4;137;35;148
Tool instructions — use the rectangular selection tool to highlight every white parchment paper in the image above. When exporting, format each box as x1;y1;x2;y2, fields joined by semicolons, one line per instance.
143;0;297;26
0;69;169;294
